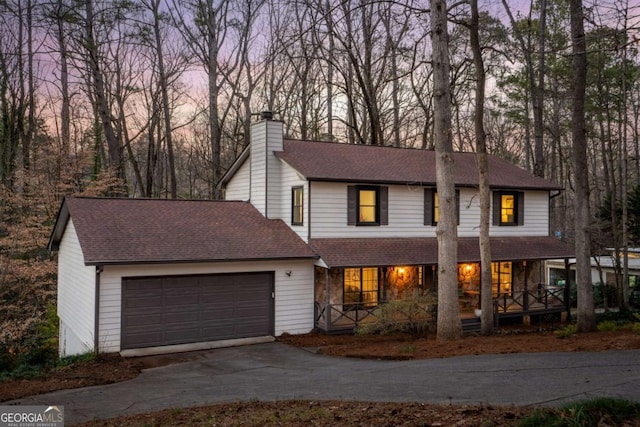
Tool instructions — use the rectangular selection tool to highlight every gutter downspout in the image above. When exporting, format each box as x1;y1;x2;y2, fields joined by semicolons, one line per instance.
94;265;103;355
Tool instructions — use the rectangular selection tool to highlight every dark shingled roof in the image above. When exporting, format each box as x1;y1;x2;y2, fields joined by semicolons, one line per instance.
49;197;317;265
276;139;563;190
310;236;575;268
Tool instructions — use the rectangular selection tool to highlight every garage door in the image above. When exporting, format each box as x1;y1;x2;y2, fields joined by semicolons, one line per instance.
121;272;274;350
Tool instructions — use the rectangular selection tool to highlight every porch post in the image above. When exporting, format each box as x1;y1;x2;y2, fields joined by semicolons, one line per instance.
523;260;528;311
325;268;331;331
564;258;572;322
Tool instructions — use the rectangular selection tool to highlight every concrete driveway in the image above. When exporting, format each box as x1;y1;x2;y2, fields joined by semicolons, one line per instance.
12;343;640;425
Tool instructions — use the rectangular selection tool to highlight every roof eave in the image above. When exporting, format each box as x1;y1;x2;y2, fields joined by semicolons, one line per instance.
85;254;320;267
217;146;250;189
305;177;563;191
47;197;70;252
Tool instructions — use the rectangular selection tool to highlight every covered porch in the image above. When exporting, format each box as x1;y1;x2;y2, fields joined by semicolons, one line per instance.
310;236;574;333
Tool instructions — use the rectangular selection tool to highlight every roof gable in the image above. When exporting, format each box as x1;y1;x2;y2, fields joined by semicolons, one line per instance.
49;197;316;265
275;139;562;190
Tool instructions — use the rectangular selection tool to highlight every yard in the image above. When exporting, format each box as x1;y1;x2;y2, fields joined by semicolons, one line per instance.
2;326;640;426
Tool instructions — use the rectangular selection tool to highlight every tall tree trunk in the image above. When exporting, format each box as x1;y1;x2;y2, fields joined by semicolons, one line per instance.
325;0;334;138
469;0;493;335
84;0;123;179
152;0;177;198
501;0;544;176
431;0;461;340
56;0;70;159
533;0;547;177
570;0;595;332
24;0;35;172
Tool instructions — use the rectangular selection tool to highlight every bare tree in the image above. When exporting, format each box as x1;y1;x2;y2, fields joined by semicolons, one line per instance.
501;0;546;177
570;0;595;332
468;0;493;335
83;0;124;181
431;0;461;340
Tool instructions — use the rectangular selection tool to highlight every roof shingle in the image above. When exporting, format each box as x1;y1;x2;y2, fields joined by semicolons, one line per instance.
276;139;562;190
310;236;574;268
50;197;317;265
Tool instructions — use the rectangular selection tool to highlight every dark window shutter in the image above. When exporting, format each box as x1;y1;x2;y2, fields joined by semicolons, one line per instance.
347;186;357;225
517;192;525;225
379;186;388;225
492;191;500;225
455;189;460;225
424;188;434;225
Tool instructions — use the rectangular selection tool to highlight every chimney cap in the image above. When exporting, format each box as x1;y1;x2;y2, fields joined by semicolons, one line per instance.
260;111;273;121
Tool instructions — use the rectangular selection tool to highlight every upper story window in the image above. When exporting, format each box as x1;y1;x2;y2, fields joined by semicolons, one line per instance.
347;185;388;226
291;186;303;225
358;188;378;223
493;191;524;226
424;188;460;226
501;194;516;224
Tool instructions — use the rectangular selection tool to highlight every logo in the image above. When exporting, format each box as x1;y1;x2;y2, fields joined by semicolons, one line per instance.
0;405;64;427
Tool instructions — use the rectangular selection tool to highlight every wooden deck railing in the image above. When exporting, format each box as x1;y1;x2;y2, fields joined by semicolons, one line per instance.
495;285;565;313
315;285;567;332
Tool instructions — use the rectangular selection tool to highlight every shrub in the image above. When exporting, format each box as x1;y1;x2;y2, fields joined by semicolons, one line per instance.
597;320;619;332
356;289;436;338
553;324;577;339
570;282;619;308
1;304;59;380
630;288;640;308
518;398;640;426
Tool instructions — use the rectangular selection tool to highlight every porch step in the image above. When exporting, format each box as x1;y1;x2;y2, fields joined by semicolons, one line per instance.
461;317;481;334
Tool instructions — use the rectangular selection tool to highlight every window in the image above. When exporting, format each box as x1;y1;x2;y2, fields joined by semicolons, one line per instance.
493;191;524;226
424;188;460;226
501;194;516;224
344;267;379;308
347;186;388;226
492;262;512;296
359;188;378;223
291;186;303;225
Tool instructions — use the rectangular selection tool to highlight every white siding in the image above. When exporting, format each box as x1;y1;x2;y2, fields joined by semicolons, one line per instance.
250;123;267;214
489;190;550;236
310;181;433;238
279;162;309;241
98;259;314;353
57;219;96;356
250;120;283;218
309;182;550;238
224;159;250;201
265;124;283;219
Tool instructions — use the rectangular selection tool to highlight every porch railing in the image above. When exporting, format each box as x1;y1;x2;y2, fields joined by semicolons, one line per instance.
315;284;566;332
315;301;380;332
494;285;566;314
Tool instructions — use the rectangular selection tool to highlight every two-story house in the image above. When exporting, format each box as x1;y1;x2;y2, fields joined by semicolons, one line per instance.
49;114;574;357
221;115;575;333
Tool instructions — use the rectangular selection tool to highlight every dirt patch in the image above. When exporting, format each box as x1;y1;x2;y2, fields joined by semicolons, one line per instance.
278;327;640;360
76;400;538;427
0;354;143;402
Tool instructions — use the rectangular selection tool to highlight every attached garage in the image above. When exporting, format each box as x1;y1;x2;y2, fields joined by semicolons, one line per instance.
49;197;317;356
121;272;274;350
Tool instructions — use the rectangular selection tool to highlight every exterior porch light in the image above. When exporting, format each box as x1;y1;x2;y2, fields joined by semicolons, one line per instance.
398;267;405;279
